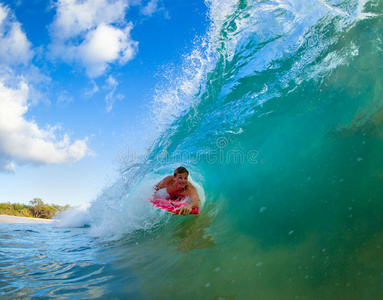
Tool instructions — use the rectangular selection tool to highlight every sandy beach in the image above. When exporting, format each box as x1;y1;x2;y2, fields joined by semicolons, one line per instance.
0;215;54;224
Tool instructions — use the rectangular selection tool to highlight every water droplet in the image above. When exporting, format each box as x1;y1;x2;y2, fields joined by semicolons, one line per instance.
289;230;294;235
215;267;221;272
256;262;263;267
260;206;267;213
205;283;211;288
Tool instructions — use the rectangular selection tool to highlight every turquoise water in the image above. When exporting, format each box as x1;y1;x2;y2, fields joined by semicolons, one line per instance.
2;0;383;299
0;223;143;298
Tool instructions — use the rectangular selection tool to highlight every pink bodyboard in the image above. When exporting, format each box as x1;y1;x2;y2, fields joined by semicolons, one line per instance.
150;198;200;214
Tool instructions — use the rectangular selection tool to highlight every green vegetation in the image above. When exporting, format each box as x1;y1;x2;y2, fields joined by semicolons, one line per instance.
0;198;71;219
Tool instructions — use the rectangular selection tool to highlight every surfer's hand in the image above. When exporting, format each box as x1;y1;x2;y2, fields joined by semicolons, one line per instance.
178;204;192;216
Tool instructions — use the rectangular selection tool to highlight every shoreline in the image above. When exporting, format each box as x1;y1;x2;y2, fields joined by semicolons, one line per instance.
0;214;54;224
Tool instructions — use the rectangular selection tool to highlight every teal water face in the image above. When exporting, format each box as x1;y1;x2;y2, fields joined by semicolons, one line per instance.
3;0;383;299
125;0;383;298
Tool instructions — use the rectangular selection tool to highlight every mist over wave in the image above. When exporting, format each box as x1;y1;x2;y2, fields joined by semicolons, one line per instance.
53;202;91;228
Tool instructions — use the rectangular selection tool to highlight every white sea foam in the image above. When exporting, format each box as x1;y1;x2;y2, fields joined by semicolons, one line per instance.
146;37;216;142
80;168;206;241
86;176;162;240
53;202;91;228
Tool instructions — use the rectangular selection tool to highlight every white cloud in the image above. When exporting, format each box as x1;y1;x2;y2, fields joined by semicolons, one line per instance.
0;3;33;65
51;0;127;39
0;4;51;106
57;90;74;107
49;0;138;78
103;75;124;112
141;0;158;16
0;80;90;172
0;4;91;173
0;158;15;174
0;4;7;24
78;23;138;77
84;80;100;98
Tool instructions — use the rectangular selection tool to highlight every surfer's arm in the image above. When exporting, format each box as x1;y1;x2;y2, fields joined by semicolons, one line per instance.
154;176;173;191
188;185;201;209
178;185;200;216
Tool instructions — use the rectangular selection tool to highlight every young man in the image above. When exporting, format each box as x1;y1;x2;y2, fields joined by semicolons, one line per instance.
154;166;201;215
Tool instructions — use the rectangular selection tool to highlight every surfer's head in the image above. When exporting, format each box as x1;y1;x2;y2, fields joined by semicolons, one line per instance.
174;166;189;189
174;166;189;177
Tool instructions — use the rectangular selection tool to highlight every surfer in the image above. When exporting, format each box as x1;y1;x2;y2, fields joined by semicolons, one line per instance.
154;166;201;215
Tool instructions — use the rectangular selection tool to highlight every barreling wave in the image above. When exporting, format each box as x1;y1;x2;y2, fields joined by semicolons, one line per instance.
65;0;378;230
57;1;383;297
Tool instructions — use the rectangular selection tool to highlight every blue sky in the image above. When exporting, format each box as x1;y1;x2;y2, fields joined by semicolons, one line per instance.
0;0;209;206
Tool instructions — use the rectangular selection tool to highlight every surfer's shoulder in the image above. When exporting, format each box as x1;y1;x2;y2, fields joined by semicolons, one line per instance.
155;175;174;190
185;181;196;190
162;176;174;185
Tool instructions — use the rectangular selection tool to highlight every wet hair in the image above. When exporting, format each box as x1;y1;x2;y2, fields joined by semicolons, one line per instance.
174;166;189;177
